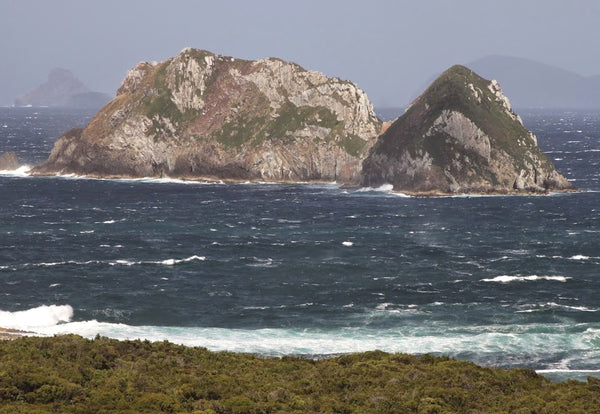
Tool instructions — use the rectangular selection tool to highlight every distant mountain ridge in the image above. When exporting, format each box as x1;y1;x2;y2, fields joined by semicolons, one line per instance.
467;55;600;109
14;68;111;109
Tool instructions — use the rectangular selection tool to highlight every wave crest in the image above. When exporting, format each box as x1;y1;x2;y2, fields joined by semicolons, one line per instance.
0;304;73;330
481;275;571;283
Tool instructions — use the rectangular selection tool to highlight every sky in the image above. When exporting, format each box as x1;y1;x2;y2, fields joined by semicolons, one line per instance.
1;0;600;107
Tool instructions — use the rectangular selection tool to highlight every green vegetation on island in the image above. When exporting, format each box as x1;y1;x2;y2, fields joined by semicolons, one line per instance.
0;335;599;413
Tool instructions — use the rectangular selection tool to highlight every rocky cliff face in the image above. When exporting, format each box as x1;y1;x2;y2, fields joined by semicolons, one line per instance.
32;49;381;184
361;65;573;194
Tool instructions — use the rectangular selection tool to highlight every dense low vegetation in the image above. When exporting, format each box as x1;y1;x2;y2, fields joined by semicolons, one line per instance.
0;335;599;413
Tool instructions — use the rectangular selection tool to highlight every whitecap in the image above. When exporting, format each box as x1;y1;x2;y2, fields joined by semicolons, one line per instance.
569;255;590;260
517;302;597;313
158;255;206;265
482;275;571;283
546;302;597;312
160;259;177;266
342;241;354;247
111;259;136;266
110;255;205;267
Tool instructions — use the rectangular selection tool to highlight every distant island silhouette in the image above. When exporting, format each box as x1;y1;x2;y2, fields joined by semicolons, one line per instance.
14;68;111;109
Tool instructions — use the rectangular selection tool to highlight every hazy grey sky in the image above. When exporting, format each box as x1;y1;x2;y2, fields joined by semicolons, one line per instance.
1;0;599;106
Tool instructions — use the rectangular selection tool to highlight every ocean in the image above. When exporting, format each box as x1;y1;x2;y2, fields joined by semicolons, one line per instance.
1;107;599;382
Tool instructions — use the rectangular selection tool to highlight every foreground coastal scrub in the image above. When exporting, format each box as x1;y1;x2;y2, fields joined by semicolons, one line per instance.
0;335;598;413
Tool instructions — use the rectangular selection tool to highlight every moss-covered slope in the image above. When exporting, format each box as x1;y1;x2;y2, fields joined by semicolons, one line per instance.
361;65;574;194
1;335;599;413
32;48;381;184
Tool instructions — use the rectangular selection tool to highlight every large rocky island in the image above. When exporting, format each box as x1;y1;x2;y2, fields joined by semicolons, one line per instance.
32;48;382;184
362;65;573;194
32;50;573;194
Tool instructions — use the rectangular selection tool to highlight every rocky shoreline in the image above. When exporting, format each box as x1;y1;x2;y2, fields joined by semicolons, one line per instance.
28;167;577;197
0;327;30;340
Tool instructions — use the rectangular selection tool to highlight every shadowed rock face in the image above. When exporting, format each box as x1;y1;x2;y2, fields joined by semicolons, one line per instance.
361;65;574;195
32;48;381;184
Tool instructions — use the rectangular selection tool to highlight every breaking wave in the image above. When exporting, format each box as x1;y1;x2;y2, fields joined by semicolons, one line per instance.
0;165;32;177
0;304;73;330
2;255;207;271
481;275;571;283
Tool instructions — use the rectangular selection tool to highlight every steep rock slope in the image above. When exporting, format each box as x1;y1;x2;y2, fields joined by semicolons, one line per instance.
32;48;381;184
361;65;573;194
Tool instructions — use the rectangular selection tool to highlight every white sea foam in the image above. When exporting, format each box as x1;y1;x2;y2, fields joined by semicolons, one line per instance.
23;260;100;268
37;173;224;186
517;302;597;313
0;165;32;177
356;183;410;197
161;255;206;265
342;241;354;247
569;255;590;260
109;255;206;267
4;304;599;379
482;275;571;283
537;369;600;374
11;316;597;371
111;259;135;266
546;302;597;312
0;304;73;330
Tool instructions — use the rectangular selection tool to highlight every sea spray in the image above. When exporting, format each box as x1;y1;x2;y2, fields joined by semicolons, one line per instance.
0;304;73;330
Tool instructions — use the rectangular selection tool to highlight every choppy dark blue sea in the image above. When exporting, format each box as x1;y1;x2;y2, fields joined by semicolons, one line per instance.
1;107;599;382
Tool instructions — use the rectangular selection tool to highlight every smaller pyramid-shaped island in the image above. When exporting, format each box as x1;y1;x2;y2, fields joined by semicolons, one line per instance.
361;65;573;195
32;50;573;195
